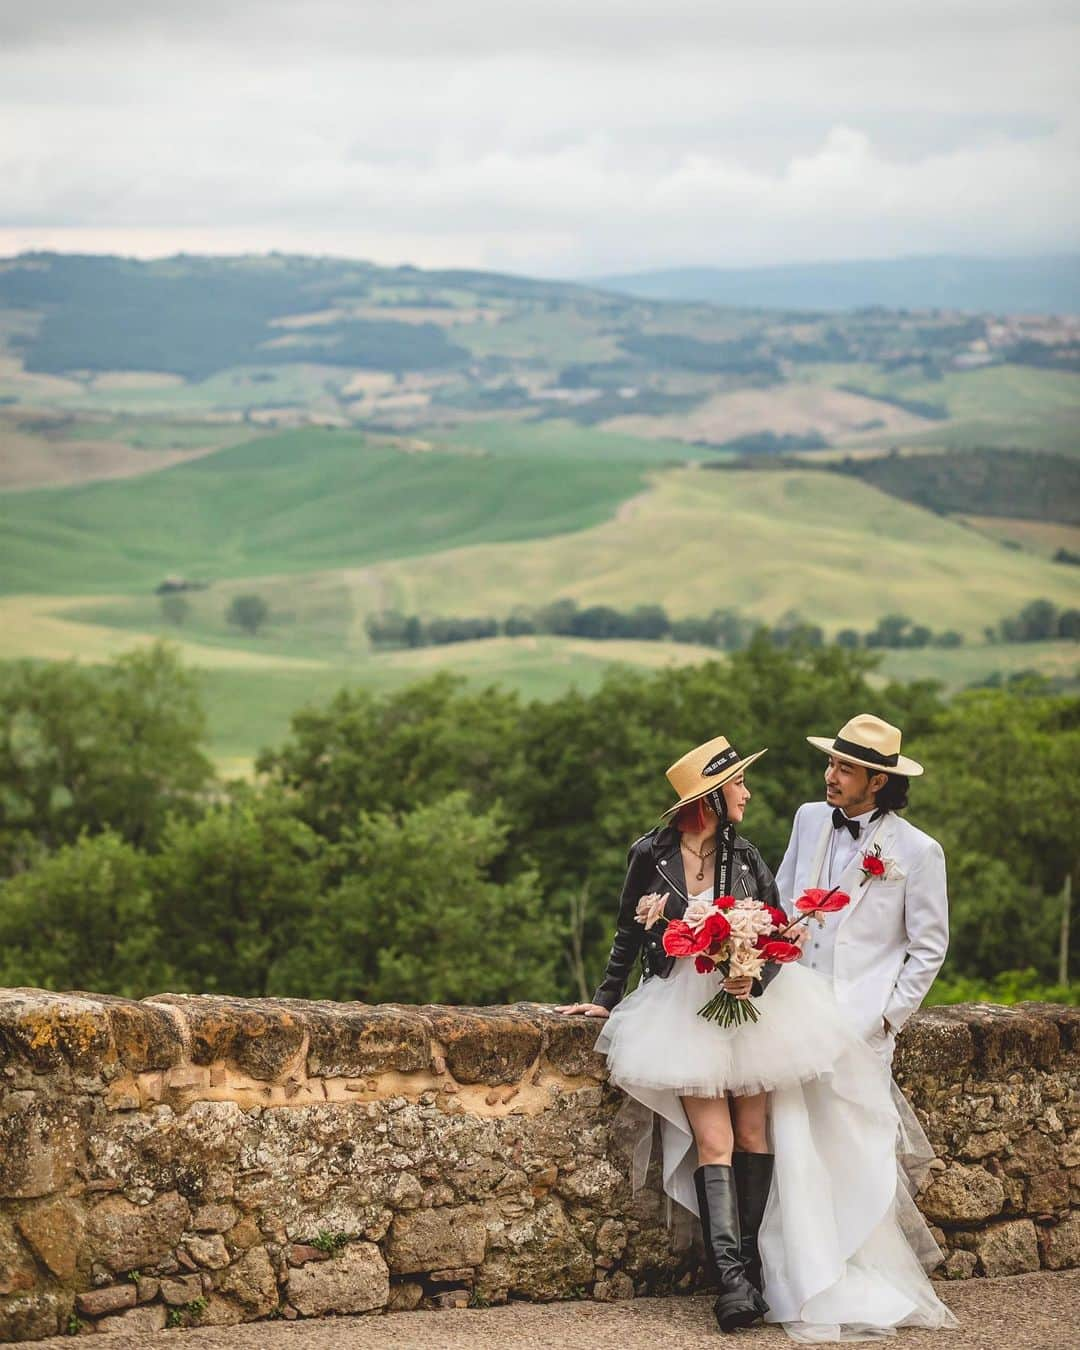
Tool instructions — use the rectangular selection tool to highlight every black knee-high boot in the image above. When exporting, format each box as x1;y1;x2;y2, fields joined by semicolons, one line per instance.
733;1151;774;1297
694;1164;767;1331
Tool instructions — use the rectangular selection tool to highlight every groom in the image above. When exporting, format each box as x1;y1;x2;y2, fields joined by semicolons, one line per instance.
776;713;949;1064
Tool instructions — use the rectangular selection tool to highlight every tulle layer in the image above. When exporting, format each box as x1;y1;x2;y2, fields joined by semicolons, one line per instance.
595;958;870;1099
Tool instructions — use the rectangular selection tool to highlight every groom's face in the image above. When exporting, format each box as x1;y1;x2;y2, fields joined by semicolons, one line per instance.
824;757;880;815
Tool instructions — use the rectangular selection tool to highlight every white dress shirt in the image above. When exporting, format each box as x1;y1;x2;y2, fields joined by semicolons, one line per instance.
805;808;878;977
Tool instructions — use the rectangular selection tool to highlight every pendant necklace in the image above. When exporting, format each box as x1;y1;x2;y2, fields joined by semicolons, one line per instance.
684;838;717;882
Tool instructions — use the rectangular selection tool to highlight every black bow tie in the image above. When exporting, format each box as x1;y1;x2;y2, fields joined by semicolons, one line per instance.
832;807;861;840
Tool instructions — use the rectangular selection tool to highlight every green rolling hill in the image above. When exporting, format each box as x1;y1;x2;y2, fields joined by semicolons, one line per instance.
1;251;1077;767
0;429;645;595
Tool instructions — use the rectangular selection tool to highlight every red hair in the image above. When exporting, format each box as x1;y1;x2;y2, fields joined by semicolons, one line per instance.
675;797;713;834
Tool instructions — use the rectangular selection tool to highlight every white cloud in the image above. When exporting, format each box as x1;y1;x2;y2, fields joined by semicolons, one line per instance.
1;2;1077;273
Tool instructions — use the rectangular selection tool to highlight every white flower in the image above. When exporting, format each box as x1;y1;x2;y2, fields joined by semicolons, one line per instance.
682;898;716;933
726;905;775;942
633;891;669;930
729;947;766;979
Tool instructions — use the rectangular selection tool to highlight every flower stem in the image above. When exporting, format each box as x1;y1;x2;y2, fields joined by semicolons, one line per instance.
697;989;761;1027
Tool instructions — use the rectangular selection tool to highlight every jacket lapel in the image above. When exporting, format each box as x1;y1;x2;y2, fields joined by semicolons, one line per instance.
835;813;895;931
808;812;833;889
654;836;689;908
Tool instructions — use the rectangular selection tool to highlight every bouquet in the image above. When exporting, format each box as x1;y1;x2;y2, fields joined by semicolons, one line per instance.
635;886;850;1027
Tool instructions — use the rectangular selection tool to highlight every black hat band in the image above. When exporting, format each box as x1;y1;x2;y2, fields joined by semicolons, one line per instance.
831;736;899;768
702;746;740;776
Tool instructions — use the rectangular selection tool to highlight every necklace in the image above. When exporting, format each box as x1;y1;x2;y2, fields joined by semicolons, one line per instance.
683;837;717;882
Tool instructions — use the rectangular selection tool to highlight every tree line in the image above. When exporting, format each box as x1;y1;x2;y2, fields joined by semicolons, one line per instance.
0;641;1076;1008
363;604;911;652
986;598;1080;644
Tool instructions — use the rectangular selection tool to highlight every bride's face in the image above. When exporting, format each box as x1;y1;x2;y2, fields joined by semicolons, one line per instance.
722;772;750;822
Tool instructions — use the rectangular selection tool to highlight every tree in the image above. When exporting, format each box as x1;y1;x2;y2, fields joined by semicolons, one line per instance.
504;612;537;637
535;598;579;635
150;788;326;997
915;687;1080;978
0;831;162;995
302;793;560;1004
1000;599;1058;643
629;605;671;641
1058;609;1080;641
0;644;213;870
256;673;524;849
160;593;190;626
866;614;912;649
226;593;270;635
907;625;932;649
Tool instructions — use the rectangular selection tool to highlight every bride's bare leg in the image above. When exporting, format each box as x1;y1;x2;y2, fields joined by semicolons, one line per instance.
731;1091;769;1152
681;1093;734;1165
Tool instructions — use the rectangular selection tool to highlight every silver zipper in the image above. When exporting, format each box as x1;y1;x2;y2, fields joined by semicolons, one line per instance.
656;853;688;902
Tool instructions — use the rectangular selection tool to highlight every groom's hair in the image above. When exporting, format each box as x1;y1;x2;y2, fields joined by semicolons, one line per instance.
873;773;910;814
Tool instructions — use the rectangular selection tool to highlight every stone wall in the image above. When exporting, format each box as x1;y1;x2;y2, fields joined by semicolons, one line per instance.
0;990;1077;1342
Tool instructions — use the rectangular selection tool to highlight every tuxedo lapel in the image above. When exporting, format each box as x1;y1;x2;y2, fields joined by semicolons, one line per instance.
835;814;895;930
808;813;833;890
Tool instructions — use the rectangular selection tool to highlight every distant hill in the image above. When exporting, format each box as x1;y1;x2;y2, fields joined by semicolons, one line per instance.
589;255;1080;316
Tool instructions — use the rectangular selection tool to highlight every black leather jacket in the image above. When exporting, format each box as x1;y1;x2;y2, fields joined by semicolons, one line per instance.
592;823;785;1011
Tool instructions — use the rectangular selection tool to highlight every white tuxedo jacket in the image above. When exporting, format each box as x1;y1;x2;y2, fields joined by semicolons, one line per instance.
775;802;949;1049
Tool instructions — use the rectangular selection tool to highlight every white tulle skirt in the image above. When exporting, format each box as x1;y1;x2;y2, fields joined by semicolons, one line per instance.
594;960;957;1343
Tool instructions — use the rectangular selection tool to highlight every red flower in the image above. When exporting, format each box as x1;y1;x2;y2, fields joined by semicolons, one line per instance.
713;894;736;910
758;939;803;964
794;887;851;913
694;954;716;974
700;912;731;947
862;853;886;877
663;918;710;957
764;905;788;930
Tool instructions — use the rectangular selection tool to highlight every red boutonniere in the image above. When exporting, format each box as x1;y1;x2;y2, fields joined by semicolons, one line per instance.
859;843;889;886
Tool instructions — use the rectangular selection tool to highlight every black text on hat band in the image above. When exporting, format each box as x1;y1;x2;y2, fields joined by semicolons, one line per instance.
702;747;740;776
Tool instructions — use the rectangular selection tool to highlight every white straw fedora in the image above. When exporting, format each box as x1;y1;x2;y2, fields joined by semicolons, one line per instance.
661;735;767;819
807;713;923;777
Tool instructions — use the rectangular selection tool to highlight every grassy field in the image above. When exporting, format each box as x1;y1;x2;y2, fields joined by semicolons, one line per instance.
875;639;1080;692
43;364;349;416
436;418;730;463
873;414;1080;456
45;416;258;451
957;516;1080;558
185;635;1080;769
0;429;647;594
4;386;1077;770
603;382;934;445
195;635;719;764
363;467;1080;638
5;595;1075;771
453;309;621;363
802;362;1080;417
802;363;1080;455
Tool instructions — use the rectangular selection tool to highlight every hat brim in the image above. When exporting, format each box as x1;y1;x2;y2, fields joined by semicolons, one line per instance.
806;736;923;777
660;748;768;819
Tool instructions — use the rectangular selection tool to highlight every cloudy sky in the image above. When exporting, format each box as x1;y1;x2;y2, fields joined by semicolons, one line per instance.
1;0;1077;276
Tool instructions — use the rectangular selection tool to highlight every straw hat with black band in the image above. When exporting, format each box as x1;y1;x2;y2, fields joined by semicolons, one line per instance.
660;735;767;820
807;713;923;778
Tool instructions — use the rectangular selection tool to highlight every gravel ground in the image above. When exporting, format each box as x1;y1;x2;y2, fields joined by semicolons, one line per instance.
41;1270;1078;1350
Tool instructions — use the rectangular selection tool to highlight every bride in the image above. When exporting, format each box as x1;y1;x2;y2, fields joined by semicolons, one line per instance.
558;734;956;1342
